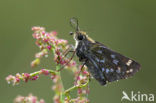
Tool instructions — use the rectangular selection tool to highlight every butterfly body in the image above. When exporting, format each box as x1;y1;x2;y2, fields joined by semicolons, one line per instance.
70;18;141;85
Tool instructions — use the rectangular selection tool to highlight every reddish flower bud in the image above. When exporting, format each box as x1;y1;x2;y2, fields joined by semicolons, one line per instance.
31;75;39;80
23;73;30;82
51;31;57;36
32;26;45;31
31;58;40;68
41;69;49;75
47;45;52;50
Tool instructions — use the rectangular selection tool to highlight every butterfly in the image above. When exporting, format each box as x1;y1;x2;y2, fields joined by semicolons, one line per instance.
69;17;141;85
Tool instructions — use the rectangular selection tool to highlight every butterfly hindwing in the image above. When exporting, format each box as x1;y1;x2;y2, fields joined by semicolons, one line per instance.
85;42;141;85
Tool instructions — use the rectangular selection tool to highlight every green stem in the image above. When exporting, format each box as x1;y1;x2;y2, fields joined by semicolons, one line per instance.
64;79;89;95
55;65;65;103
59;72;65;103
30;69;57;77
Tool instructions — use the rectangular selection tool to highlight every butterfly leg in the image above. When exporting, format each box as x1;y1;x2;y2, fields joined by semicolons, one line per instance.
57;50;76;72
62;44;75;57
75;62;86;85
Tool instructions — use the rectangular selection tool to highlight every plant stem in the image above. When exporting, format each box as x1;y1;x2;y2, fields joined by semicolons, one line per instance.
29;69;57;77
59;72;65;102
64;79;89;95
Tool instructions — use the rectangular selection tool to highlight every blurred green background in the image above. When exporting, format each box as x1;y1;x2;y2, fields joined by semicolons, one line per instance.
0;0;156;103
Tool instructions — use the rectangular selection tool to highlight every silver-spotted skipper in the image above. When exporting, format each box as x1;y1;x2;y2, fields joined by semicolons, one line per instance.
69;17;141;85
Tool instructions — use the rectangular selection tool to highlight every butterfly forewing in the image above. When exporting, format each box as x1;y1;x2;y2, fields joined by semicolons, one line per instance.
86;42;141;85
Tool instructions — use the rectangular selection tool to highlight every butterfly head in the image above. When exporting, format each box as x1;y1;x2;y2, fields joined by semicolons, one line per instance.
69;17;95;43
70;31;87;41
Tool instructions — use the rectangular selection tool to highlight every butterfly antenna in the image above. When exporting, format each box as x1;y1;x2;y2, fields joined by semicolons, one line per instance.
70;17;80;31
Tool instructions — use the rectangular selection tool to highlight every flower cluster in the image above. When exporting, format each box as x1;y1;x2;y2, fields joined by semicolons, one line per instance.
70;97;89;103
14;94;45;103
64;65;90;103
6;26;90;103
6;69;56;85
31;26;76;69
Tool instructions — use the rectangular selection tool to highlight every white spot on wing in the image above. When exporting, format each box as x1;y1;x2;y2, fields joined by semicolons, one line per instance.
97;50;102;54
102;68;105;72
126;70;130;73
110;68;114;72
126;69;133;74
106;68;109;73
111;54;115;58
129;69;133;72
116;69;121;73
116;67;121;73
126;60;132;66
100;59;105;63
113;59;119;65
96;58;100;62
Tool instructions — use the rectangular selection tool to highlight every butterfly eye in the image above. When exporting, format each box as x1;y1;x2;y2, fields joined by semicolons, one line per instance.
77;35;84;40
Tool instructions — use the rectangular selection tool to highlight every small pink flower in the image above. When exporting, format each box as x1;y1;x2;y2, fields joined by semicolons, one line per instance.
31;75;39;80
35;49;48;58
14;95;25;103
6;75;15;84
15;77;20;83
35;41;41;46
39;99;45;103
64;97;70;103
32;33;41;39
14;94;45;103
31;96;37;103
32;26;45;31
60;59;67;65
47;45;52;50
77;76;81;81
67;61;76;67
53;95;61;103
41;69;49;75
71;61;76;66
55;48;61;56
45;33;50;37
51;31;57;36
52;85;57;91
42;31;45;35
82;71;89;75
57;39;68;45
78;88;82;94
22;73;30;82
51;74;56;80
52;75;59;83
